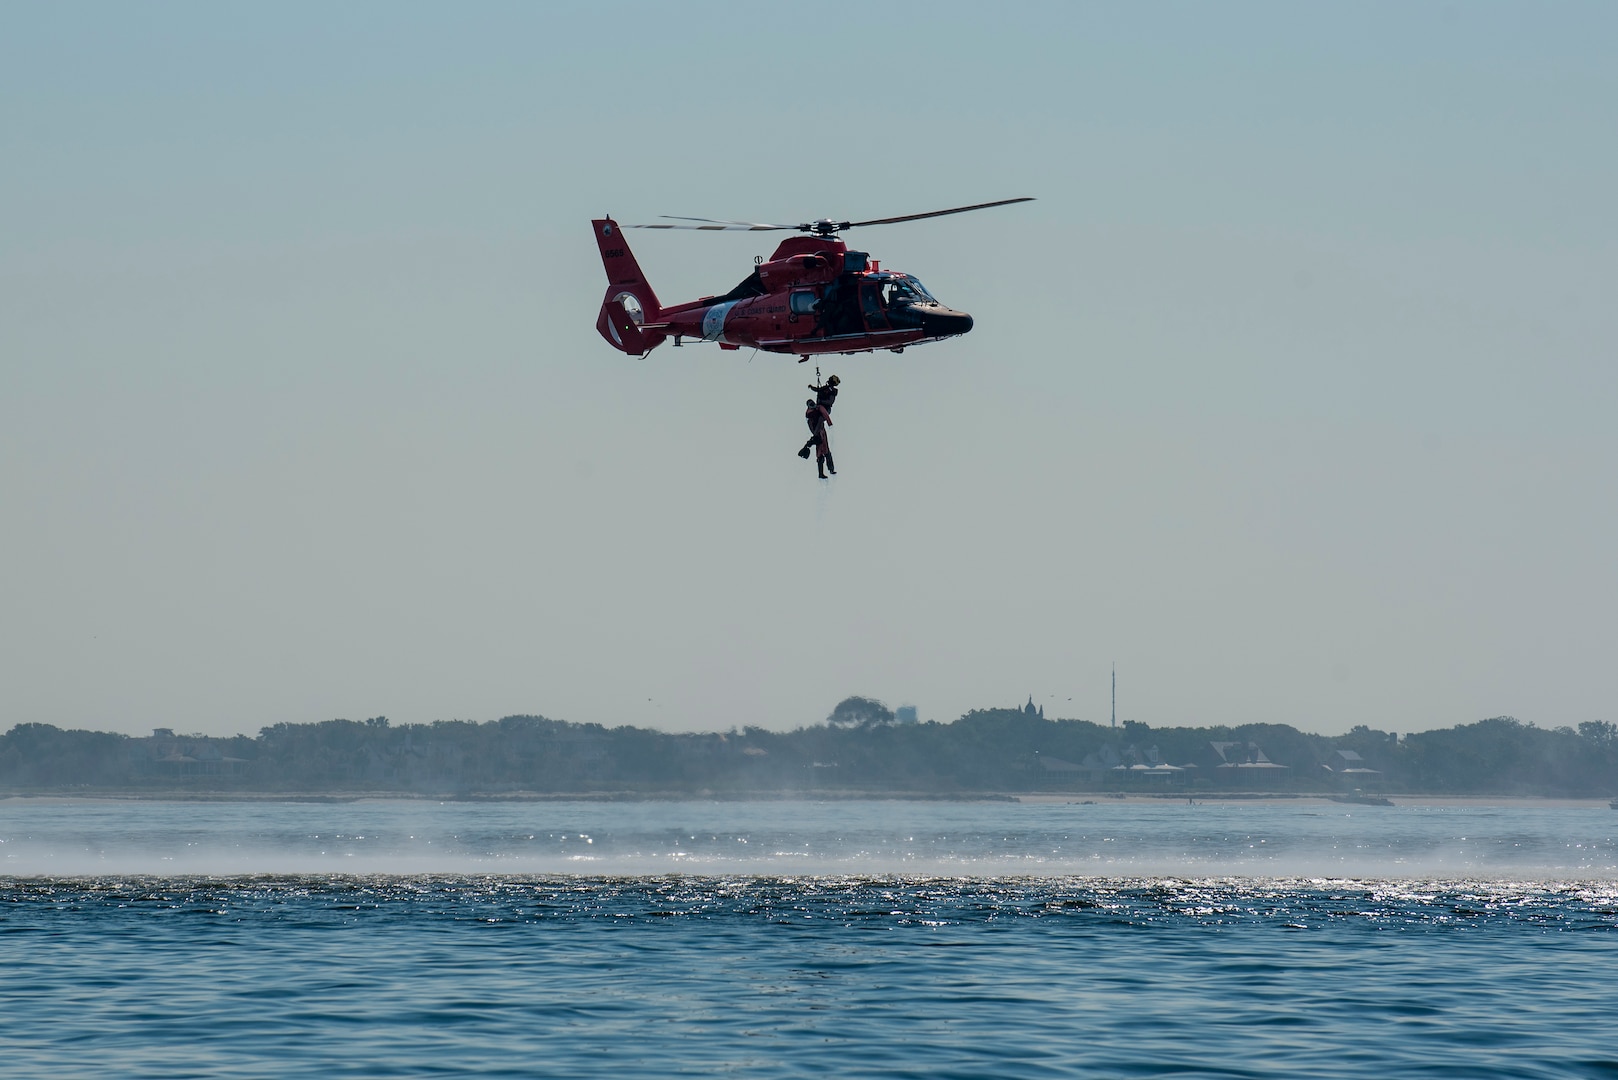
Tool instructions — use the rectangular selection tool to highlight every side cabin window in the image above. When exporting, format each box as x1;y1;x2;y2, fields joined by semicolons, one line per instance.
789;291;819;316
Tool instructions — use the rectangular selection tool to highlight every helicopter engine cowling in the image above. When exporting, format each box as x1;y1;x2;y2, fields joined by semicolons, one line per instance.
756;253;835;292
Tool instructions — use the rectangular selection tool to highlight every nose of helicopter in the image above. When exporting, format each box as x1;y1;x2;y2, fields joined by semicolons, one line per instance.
919;308;974;338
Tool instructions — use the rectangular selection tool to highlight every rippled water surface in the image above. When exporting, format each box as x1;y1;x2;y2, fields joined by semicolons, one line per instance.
4;799;1617;1078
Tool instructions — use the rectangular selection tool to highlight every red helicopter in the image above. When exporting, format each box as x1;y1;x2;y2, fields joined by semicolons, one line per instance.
593;198;1032;360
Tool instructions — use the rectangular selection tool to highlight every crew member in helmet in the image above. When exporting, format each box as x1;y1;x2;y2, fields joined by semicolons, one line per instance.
810;373;840;413
799;397;834;478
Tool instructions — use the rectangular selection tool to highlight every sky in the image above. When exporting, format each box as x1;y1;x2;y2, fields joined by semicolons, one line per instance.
3;1;1615;739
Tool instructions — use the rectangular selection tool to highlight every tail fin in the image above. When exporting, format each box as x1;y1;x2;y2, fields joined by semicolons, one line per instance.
593;218;666;356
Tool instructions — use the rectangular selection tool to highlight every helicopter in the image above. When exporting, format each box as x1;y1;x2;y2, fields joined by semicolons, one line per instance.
593;198;1033;360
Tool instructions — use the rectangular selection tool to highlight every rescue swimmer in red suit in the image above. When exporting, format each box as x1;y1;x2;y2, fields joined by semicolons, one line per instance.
801;398;834;478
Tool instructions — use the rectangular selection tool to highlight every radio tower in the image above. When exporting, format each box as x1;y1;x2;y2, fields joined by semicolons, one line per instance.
1111;664;1116;729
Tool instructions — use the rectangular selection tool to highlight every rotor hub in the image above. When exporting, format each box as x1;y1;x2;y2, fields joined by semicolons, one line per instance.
802;219;852;238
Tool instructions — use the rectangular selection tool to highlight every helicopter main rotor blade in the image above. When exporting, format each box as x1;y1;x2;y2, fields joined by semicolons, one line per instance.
630;215;799;231
626;198;1034;236
844;197;1035;230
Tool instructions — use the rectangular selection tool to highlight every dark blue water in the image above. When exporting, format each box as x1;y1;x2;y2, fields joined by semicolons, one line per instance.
4;799;1617;1078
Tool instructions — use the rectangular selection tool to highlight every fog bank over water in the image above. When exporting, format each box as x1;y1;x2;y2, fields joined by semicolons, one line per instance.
5;799;1616;879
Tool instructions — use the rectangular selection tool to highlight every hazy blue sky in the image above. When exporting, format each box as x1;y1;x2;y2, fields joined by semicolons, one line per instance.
4;1;1615;738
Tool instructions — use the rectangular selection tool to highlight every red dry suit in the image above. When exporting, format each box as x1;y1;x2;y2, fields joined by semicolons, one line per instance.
804;401;832;462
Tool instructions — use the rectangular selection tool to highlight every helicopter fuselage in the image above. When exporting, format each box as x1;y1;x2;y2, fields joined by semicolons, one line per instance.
593;221;973;358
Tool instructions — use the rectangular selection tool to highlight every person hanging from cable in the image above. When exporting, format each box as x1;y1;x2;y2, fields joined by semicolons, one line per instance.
798;397;835;478
810;372;840;414
799;372;840;463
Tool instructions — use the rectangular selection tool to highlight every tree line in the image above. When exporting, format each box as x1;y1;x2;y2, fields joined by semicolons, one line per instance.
1;700;1615;797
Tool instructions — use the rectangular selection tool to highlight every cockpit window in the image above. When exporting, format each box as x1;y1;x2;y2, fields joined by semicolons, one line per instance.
882;277;935;308
902;276;937;302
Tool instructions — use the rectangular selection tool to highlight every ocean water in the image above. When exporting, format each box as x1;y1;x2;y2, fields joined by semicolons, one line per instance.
3;799;1617;1078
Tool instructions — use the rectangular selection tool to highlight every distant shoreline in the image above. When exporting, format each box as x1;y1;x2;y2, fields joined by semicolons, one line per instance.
10;712;1615;802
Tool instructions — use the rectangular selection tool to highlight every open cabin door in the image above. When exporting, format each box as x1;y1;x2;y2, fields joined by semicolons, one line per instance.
859;282;890;331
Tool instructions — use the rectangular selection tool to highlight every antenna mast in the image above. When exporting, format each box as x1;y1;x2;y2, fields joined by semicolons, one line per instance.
1111;664;1116;729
